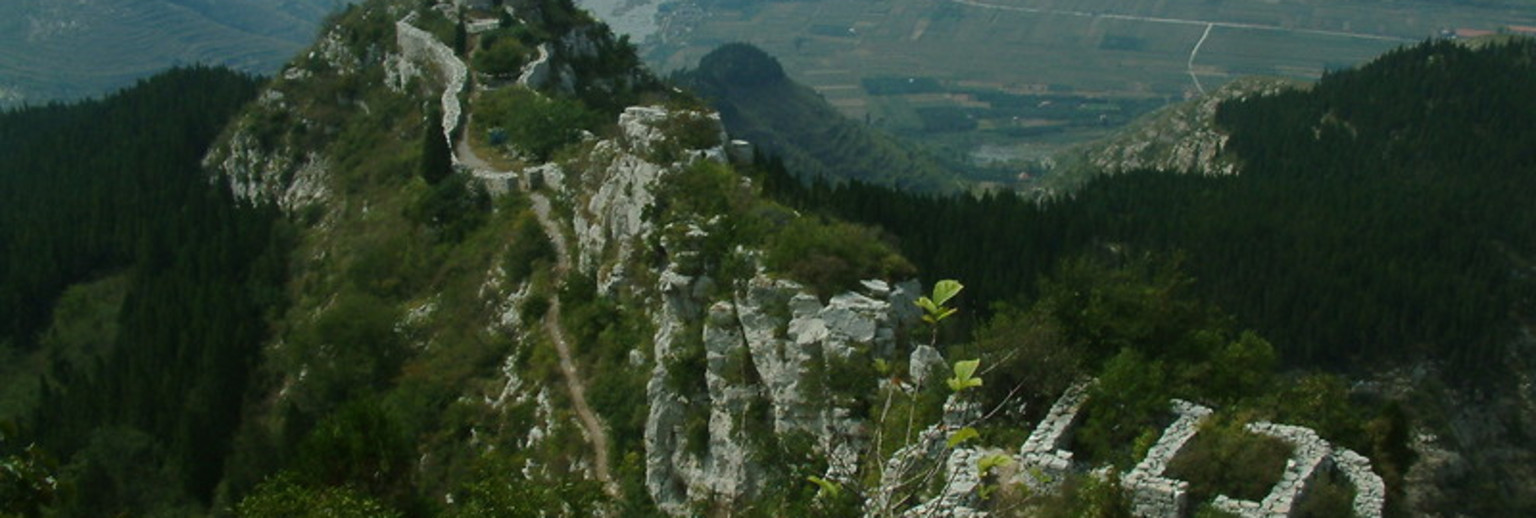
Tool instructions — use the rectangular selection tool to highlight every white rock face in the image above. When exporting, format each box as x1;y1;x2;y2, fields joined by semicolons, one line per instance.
642;269;918;513
208;12;468;213
206;132;331;212
570;106;728;292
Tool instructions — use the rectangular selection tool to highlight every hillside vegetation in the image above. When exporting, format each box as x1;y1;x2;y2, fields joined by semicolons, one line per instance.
677;43;964;192
771;39;1536;378
0;67;283;514
4;1;1534;516
761;39;1536;514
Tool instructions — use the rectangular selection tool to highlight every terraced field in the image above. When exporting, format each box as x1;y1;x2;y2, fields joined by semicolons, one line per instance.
636;0;1536;174
0;0;348;106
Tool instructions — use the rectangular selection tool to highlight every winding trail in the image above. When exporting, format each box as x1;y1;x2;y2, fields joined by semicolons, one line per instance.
451;87;616;497
532;191;618;498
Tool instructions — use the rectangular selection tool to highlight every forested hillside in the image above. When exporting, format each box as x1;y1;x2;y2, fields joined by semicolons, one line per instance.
4;2;1534;514
750;40;1536;514
767;39;1536;378
0;67;288;515
677;43;963;192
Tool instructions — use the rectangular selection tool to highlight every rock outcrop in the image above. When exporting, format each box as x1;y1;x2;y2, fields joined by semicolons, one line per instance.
1045;77;1298;195
645;270;919;513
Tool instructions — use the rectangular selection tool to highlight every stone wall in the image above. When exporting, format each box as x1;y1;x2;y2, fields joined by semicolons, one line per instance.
1334;448;1386;518
394;14;467;149
1016;380;1094;490
1211;422;1332;517
1124;399;1213;518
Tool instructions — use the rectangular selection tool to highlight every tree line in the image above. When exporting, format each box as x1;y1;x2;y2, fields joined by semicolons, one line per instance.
755;39;1536;381
0;66;291;515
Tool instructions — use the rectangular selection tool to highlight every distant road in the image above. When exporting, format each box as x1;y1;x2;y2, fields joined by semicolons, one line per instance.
945;0;1415;43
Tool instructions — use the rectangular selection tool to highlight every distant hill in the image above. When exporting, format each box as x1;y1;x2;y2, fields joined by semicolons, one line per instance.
0;0;349;106
766;39;1536;514
1040;76;1302;195
677;43;963;192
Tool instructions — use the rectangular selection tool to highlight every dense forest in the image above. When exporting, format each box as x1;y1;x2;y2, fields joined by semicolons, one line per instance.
0;67;288;515
759;39;1536;380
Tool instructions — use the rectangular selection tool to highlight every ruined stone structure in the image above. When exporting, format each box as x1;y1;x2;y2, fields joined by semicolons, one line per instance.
1015;380;1094;491
999;387;1387;518
1124;400;1214;517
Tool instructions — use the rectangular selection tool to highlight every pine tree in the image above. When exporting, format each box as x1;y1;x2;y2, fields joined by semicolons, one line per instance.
420;106;454;185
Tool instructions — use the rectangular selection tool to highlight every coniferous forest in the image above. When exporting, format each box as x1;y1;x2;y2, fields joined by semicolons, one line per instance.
760;39;1536;380
0;67;289;514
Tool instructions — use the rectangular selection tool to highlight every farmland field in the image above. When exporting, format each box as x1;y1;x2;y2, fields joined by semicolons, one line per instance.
622;0;1536;176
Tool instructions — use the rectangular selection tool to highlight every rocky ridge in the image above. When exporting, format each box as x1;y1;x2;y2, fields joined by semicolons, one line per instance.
1043;77;1299;196
194;1;1406;516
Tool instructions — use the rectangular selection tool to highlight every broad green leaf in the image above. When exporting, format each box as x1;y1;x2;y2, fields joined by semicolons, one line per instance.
946;359;983;392
947;427;980;448
931;280;964;307
937;307;958;321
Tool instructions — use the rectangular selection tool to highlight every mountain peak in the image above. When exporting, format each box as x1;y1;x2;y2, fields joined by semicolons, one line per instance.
696;42;787;87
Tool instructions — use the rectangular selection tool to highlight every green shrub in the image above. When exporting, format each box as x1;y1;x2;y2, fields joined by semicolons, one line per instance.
474;34;529;76
1073;349;1172;468
764;218;913;297
475;87;602;161
440;452;602;518
292;400;411;500
283;291;406;412
1165;416;1290;504
236;472;402;518
503;207;554;284
953;306;1083;426
411;173;491;243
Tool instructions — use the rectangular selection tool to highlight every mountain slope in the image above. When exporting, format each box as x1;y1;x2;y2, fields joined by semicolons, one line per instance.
0;0;347;106
0;67;279;515
764;37;1536;516
678;43;964;192
10;2;1533;517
